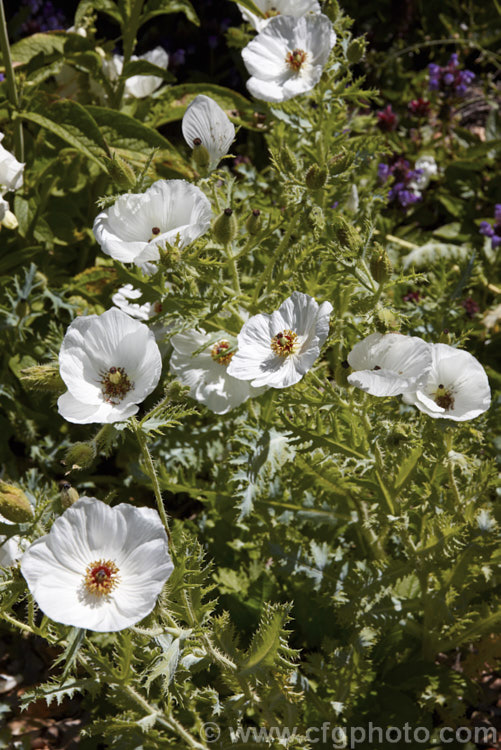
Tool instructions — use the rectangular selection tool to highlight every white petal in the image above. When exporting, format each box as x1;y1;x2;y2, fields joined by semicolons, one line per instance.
0;136;25;191
239;0;321;32
182;95;235;172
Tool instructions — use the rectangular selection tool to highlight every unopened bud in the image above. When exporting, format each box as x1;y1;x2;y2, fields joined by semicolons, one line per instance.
105;154;136;190
333;215;361;252
305;164;327;190
2;210;18;230
0;482;33;522
245;208;261;235
64;442;96;471
438;329;452;345
59;481;79;509
347;37;366;64
192;139;210;175
279;143;297;173
20;363;65;393
370;244;392;284
329;150;354;176
375;308;399;332
213;207;238;245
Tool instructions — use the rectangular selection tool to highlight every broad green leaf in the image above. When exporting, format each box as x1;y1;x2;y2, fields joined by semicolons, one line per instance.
19;100;110;170
149;83;262;131
393;445;423;492
74;0;123;25
140;0;199;27
85;104;193;177
10;31;89;65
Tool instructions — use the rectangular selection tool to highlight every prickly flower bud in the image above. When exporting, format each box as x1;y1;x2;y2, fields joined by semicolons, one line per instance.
59;481;79;509
305;164;327;190
105;154;136;190
347;37;366;64
0;482;33;522
192;139;211;175
375;308;399;332
279;143;297;173
245;209;261;235
333;215;361;252
20;363;65;393
213;208;238;245
64;442;96;471
370;244;392;284
329;150;354;176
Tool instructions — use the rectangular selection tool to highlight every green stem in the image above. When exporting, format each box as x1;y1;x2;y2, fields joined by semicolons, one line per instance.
252;212;301;306
0;611;35;635
0;0;23;162
112;0;144;109
132;419;174;553
224;242;241;295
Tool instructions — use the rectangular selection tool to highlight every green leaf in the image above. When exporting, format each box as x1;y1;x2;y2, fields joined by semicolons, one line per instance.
239;603;295;676
149;83;261;131
19;100;110;170
85;105;193;178
74;0;123;25
10;31;88;65
140;0;199;27
393;445;423;493
20;677;99;710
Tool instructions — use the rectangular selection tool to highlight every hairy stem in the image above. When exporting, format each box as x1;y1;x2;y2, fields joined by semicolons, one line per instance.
0;0;24;161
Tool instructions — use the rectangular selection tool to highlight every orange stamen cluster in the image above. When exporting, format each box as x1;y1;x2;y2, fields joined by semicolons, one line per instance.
84;559;120;597
271;329;299;356
286;48;307;72
101;366;133;404
211;340;234;366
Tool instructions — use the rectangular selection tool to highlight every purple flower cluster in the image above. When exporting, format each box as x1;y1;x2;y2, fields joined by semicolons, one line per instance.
428;53;475;97
378;157;423;209
21;0;66;34
479;205;501;249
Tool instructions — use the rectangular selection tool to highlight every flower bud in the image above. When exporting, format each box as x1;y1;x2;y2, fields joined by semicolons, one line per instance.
0;482;33;522
213;208;238;245
333;215;361;252
279;143;297;173
346;37;366;64
192;138;210;175
64;442;96;471
245;209;262;235
305;164;327;190
438;328;452;345
329;150;354;176
375;308;399;332
105;154;136;190
20;363;65;393
2;210;18;230
59;481;79;509
370;245;392;284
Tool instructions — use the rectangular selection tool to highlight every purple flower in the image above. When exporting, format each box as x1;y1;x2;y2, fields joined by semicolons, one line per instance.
494;204;501;222
492;235;501;249
378;163;390;182
398;189;421;208
479;221;494;237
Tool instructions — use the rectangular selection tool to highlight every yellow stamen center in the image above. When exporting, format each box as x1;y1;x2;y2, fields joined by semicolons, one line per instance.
434;383;454;411
101;367;133;404
286;48;307;72
264;6;279;18
84;559;120;597
271;329;299;356
211;340;234;366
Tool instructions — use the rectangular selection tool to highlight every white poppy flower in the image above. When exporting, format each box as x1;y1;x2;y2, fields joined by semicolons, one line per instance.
0;133;24;192
21;497;173;632
57;307;162;424
93;179;212;267
241;14;336;103
226;292;333;389
103;46;169;98
410;155;438;190
402;343;491;421
170;329;265;414
347;333;433;397
182;95;235;172
238;0;321;32
0;515;24;569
